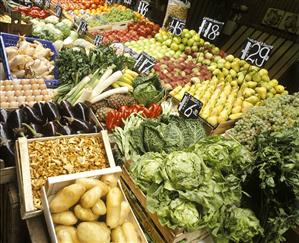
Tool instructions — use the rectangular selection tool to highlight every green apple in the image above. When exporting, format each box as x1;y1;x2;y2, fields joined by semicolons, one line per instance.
181;29;189;37
189;29;197;36
187;38;195;46
193;34;200;42
170;43;179;51
191;45;198;52
184;32;192;39
164;39;172;47
173;36;181;44
179;44;185;51
182;38;188;45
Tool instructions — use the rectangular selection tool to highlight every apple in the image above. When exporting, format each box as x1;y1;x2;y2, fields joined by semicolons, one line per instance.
173;37;181;44
191;45;198;52
170;43;179;51
187;38;195;46
182;37;188;45
179;44;185;51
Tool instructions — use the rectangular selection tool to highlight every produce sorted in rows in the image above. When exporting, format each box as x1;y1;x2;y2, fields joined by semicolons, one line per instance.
0;101;99;167
129;136;262;242
113;114;207;160
29;134;109;209
50;0;106;12
94;21;160;43
153;55;212;89
125;38;174;59
30;16;74;42
228;92;299;150
171;64;287;126
0;79;50;108
49;175;142;243
5;36;55;80
15;6;50;19
55;45;134;101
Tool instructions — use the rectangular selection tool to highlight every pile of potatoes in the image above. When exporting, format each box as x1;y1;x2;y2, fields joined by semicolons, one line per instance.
49;174;142;243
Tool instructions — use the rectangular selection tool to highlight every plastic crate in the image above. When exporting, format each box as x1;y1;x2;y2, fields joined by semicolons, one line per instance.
0;32;59;88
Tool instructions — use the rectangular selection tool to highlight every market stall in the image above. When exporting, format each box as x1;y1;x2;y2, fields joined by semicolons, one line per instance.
0;0;299;243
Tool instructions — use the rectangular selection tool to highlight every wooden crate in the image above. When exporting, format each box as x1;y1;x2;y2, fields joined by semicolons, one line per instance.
41;166;148;243
121;163;209;243
0;183;26;243
0;159;16;184
15;131;115;219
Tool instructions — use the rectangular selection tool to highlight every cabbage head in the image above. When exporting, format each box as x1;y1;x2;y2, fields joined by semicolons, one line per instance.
55;22;71;38
44;16;59;25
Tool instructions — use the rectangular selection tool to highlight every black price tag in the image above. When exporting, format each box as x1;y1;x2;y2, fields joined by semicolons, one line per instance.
122;0;133;6
20;0;32;6
168;16;185;36
94;35;104;46
55;4;62;17
198;17;224;42
240;38;273;67
136;0;150;16
178;93;203;119
44;0;51;9
77;19;88;36
134;52;155;74
35;0;43;7
106;0;117;5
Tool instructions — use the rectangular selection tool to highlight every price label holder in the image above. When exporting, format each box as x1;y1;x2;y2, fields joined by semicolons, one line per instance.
35;0;44;8
167;16;185;36
198;17;224;42
134;52;155;74
178;93;203;119
55;4;63;18
106;0;117;5
21;0;32;7
122;0;133;7
43;0;51;9
94;34;104;46
77;19;88;36
240;38;273;67
136;0;150;17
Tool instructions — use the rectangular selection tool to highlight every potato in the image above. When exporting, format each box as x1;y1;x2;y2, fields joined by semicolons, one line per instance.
77;222;110;243
80;183;108;209
74;205;98;221
91;199;106;216
56;229;73;243
52;211;77;226
111;226;126;243
118;201;130;226
76;178;108;191
101;174;118;188
50;184;86;213
122;222;140;243
106;187;122;228
55;226;80;243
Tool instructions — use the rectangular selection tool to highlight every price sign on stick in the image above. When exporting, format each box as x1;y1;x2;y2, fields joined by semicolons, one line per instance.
44;0;51;9
198;17;224;42
77;19;88;36
168;17;186;36
55;4;62;17
134;52;156;74
178;93;203;119
94;35;104;46
136;0;150;16
240;38;273;67
35;0;43;7
106;0;117;5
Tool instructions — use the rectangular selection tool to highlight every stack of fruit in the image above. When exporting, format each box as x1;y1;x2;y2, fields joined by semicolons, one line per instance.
153;55;212;89
154;29;206;58
125;38;174;59
51;0;105;12
93;21;160;43
111;69;139;91
170;56;287;126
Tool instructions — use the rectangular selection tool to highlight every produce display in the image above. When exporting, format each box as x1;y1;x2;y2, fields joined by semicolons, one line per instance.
5;36;55;79
111;68;139;90
29;134;108;208
96;21;160;43
30;16;74;42
0;101;99;167
153;55;212;89
51;0;105;12
0;79;50;108
48;174;143;243
16;6;49;19
170;59;287;125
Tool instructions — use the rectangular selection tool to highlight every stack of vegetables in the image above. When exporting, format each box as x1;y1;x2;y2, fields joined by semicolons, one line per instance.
0;101;99;167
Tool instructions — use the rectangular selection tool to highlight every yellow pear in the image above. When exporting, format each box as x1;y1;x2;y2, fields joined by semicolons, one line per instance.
275;85;285;93
255;87;267;99
242;101;254;113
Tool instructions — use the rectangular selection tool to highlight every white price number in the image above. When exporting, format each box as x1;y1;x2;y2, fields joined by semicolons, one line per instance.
240;39;273;67
198;18;224;41
183;104;198;118
137;0;149;16
123;0;132;5
168;17;185;36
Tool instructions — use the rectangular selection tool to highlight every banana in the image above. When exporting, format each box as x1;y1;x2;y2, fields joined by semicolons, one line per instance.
111;83;121;88
122;73;135;81
121;76;134;85
114;81;133;91
125;69;138;78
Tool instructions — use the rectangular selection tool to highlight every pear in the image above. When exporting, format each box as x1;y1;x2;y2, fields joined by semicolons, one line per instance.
207;116;218;126
218;109;229;123
261;75;270;82
231;62;240;72
245;74;252;82
252;73;262;82
267;92;274;98
230;69;237;78
270;79;279;86
225;75;233;83
242;101;254;113
246;81;258;88
258;69;268;76
224;62;231;69
213;69;221;75
225;54;234;62
240;60;247;66
275;85;285;93
238;73;245;84
255;87;267;99
231;80;238;87
243;88;255;98
232;106;242;114
246;95;259;105
222;68;229;76
269;87;277;95
229;113;243;120
243;63;250;71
